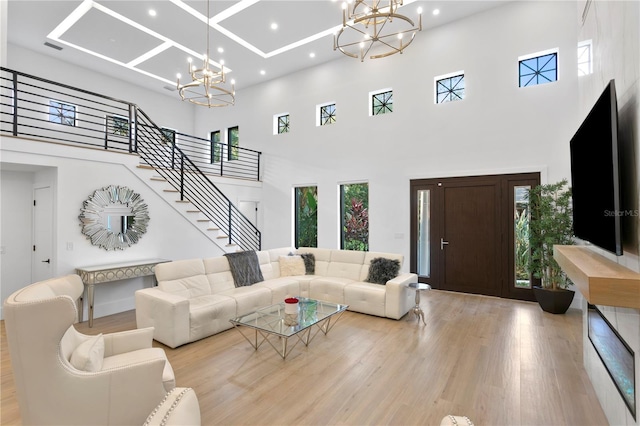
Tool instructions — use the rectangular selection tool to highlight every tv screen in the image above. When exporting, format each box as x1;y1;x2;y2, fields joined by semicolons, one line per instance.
569;79;623;255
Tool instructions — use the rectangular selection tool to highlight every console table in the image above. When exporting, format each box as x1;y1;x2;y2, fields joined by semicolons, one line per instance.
76;258;170;327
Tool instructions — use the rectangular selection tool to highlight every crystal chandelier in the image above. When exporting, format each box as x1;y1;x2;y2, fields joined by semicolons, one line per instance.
176;0;235;107
334;0;422;61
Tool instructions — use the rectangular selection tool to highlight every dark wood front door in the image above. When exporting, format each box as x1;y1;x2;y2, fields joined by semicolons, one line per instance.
410;173;540;301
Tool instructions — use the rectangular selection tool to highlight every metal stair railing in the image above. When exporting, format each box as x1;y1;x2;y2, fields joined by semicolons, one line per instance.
136;109;261;251
0;67;261;251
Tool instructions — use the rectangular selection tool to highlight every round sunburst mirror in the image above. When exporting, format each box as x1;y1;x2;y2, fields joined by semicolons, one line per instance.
79;185;149;251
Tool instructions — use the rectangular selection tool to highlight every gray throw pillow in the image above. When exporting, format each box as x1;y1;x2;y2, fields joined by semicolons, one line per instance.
366;257;400;285
300;253;315;275
224;250;264;287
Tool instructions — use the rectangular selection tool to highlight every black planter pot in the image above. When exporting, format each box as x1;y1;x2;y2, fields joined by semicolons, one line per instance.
533;287;575;314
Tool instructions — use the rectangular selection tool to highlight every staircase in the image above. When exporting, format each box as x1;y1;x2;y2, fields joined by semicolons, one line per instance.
0;67;261;252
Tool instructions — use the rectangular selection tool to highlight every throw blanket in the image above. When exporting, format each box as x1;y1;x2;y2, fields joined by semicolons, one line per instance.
224;251;264;287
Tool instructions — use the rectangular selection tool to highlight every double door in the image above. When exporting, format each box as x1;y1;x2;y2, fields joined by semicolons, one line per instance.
410;173;539;301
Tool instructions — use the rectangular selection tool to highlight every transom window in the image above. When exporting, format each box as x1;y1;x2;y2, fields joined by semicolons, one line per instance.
435;74;465;104
578;40;592;76
320;103;336;126
519;51;558;87
49;100;76;126
277;114;290;134
371;90;393;115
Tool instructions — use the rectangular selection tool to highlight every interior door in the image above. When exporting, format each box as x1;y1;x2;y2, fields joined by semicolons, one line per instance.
32;185;53;282
410;172;539;300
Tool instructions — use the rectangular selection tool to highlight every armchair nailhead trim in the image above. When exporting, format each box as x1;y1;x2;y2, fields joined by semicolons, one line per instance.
143;387;193;426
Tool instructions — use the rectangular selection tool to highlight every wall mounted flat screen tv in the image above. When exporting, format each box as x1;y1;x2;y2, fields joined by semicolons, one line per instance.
569;79;623;256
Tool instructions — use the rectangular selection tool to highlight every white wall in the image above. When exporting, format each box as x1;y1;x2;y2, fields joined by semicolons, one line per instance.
0;137;241;319
578;1;640;425
192;1;579;266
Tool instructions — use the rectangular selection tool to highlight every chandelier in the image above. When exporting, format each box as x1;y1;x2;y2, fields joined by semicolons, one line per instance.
176;0;235;107
334;0;422;61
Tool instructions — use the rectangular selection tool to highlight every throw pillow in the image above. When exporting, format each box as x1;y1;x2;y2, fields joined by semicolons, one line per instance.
300;253;316;275
224;250;264;287
366;257;401;285
70;333;104;372
279;255;306;277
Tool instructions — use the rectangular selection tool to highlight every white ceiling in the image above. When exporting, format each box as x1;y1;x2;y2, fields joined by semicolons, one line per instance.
7;0;505;97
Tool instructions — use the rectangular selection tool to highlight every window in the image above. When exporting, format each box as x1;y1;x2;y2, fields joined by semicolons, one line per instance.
49;100;76;126
514;185;531;288
276;114;290;134
371;90;393;115
161;128;175;145
519;50;558;87
107;115;129;137
435;73;465;104
319;103;336;126
210;130;221;163
340;183;369;251
578;40;592;76
227;126;239;161
294;186;318;248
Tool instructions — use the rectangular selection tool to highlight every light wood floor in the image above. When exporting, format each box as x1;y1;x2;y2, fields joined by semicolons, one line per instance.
1;290;609;425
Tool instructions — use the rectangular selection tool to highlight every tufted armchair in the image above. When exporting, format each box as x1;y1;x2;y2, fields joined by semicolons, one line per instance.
3;274;177;425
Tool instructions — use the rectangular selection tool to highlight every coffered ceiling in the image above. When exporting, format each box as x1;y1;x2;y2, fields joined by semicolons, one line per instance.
6;1;504;97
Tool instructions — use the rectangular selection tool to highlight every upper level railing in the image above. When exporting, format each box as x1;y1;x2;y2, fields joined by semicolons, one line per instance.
0;67;261;251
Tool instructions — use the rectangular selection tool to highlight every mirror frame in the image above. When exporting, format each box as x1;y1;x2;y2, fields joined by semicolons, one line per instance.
79;185;149;251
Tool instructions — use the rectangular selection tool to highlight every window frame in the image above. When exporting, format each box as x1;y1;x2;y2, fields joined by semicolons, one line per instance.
578;40;593;76
274;113;290;135
518;48;559;87
210;130;221;163
370;88;393;116
339;182;369;251
434;71;465;104
227;126;239;161
107;115;129;137
294;185;318;249
316;102;336;126
49;100;77;126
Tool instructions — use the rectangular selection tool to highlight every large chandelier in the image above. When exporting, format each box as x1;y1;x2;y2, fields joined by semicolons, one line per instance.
176;0;235;107
334;0;422;61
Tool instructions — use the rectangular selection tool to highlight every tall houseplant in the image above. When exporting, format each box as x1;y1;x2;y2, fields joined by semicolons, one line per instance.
527;179;575;313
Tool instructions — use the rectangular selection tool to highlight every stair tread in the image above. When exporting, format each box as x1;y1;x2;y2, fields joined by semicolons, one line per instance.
186;210;201;213
163;189;179;192
216;235;228;239
207;227;220;231
175;200;191;204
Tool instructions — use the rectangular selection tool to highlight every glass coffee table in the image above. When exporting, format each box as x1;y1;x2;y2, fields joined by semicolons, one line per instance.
230;297;348;359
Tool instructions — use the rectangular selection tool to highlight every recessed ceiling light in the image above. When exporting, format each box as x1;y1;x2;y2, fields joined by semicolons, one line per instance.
433;9;440;16
270;23;278;30
148;9;157;17
218;47;224;53
260;70;266;75
309;52;316;58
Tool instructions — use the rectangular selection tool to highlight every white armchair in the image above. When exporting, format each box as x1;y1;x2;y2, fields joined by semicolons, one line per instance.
3;274;179;425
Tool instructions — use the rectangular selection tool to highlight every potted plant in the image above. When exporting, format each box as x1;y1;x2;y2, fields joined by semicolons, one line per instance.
527;179;575;314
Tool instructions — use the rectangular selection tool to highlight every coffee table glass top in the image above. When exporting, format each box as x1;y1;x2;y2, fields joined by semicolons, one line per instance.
230;297;347;338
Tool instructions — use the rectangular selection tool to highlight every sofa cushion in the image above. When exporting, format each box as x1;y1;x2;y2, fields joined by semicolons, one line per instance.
366;257;401;285
253;277;301;304
279;255;306;277
327;250;366;280
218;286;272;316
308;276;353;304
344;282;387;316
203;257;235;293
156;259;211;298
70;333;104;372
224;251;264;287
188;295;236;339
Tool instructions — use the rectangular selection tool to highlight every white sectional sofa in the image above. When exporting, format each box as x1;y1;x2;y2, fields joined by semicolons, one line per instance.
135;247;417;348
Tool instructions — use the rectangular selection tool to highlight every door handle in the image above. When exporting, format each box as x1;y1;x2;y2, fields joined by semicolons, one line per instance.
42;259;50;264
440;238;449;250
